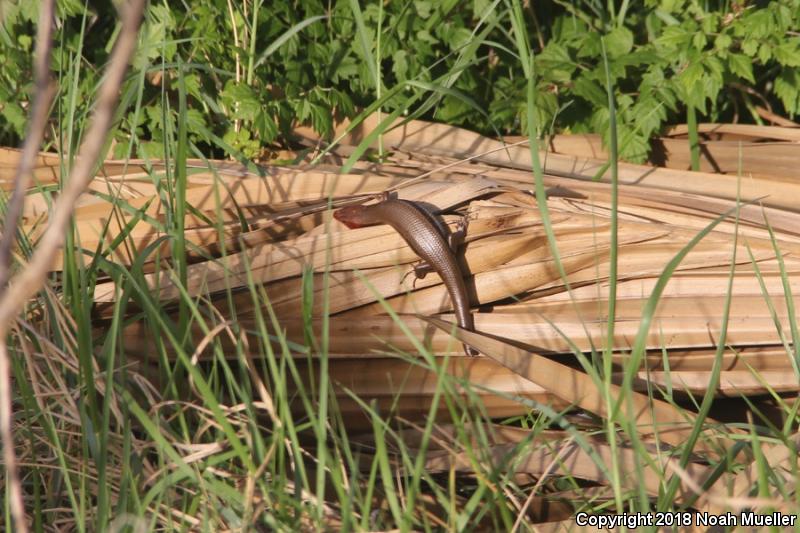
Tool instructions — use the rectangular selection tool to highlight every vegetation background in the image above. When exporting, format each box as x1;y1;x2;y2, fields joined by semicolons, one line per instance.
1;1;800;531
2;0;799;161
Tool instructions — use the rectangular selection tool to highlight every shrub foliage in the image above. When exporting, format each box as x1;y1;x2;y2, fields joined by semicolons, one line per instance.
1;0;799;161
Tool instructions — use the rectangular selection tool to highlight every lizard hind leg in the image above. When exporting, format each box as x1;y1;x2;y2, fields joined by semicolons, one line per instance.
413;260;434;280
399;260;434;289
448;216;471;251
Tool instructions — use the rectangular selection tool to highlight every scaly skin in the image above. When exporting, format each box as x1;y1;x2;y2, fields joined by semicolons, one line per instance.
334;199;477;356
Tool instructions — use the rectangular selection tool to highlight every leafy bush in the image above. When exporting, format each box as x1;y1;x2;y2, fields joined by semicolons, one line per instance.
1;0;799;161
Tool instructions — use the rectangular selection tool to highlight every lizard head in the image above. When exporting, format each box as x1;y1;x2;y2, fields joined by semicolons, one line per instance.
333;205;373;229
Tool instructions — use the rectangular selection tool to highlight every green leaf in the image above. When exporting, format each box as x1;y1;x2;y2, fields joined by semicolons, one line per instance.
701;69;723;104
573;75;607;108
622;49;662;67
577;31;603;58
616;125;650;163
774;40;800;67
691;31;707;51
657;25;690;48
679;61;704;90
705;55;724;78
141;4;177;61
745;9;775;39
185;109;207;136
536;42;575;83
774;69;800;115
183;74;203;100
1;102;26;134
728;53;755;83
439;25;473;50
221;81;261;120
701;12;720;35
742;39;759;56
714;33;732;51
605;26;634;58
17;33;31;52
392;49;409;80
139;140;166;160
758;43;772;64
254;110;279;141
631;97;665;137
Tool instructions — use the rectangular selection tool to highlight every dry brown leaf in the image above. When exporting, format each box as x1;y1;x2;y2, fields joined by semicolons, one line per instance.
421;315;734;455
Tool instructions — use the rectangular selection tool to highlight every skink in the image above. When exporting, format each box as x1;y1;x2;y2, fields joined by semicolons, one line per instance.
334;198;477;356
